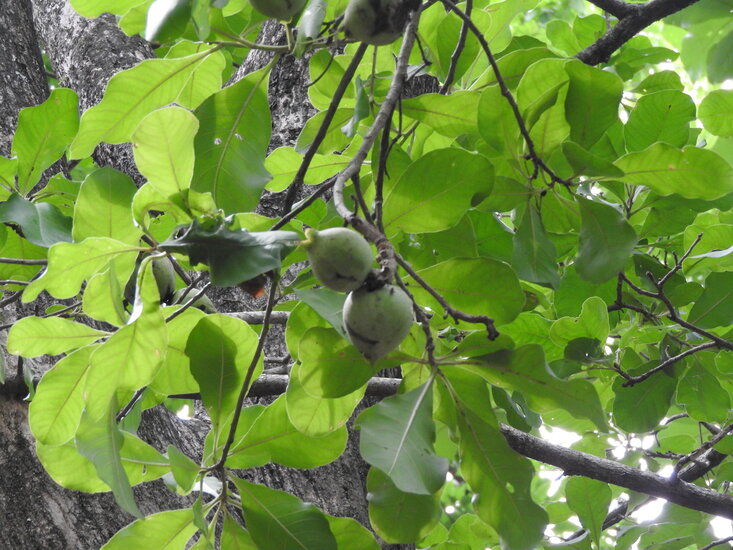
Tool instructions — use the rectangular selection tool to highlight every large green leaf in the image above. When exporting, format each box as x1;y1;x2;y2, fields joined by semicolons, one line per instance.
265;147;348;192
409;258;524;325
160;218;299;286
565;478;612;549
400;92;480;137
233;478;338;550
226;395;347;469
616;143;733;200
192;66;272;214
84;309;167;420
166;41;226;109
70;0;143;17
28;346;95;446
512;203;559;288
73;168;140;244
562;141;624;178
0;193;72;247
677;360;731;424
700;89;733;137
7;317;107;357
550;296;610;347
688;272;733;328
23;238;138;302
11;88;79;194
101;508;197;550
612;364;676;433
69;50;215;159
75;404;141;518
575;197;637;283
356;381;448;495
285;363;363;437
564;60;622;148
150;307;205;395
132;106;198;201
624;90;696;152
383;149;493;235
367;467;441;544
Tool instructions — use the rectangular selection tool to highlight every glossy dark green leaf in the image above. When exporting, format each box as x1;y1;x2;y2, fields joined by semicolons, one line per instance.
193;66;272;213
357;381;448;495
688;272;733;328
565;478;612;549
145;0;192;42
233;478;338;550
11;88;79;194
576;197;637;283
512;203;560;288
75;404;142;518
366;468;441;544
0;193;72;247
160;218;299;286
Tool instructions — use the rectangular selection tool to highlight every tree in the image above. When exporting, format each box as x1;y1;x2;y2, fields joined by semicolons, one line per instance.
1;0;733;549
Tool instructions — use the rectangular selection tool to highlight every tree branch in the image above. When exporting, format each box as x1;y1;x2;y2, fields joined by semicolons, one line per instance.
577;0;703;65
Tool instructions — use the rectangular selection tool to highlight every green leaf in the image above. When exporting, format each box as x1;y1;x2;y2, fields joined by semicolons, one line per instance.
84;309;167;420
222;515;257;549
145;0;192;42
7;317;107;357
297;327;389;398
688;272;733;328
69;50;215;159
356;381;448;495
23;238;137;302
677;361;730;423
265;147;347;192
612;365;676;433
512;203;559;288
0;193;72;247
167;445;200;493
167;41;226;109
410;258;524;325
562;141;625;178
11;88;79;194
160;219;299;287
285;363;363;436
294;287;347;338
150;307;205;395
0;155;17;191
81;254;137;326
400;92;480;137
296;108;354;153
73;167;140;244
185;314;260;431
460;344;608;430
447;514;499;548
28;346;95;446
367;467;441;544
75;404;142;518
101;508;197;549
625;90;696;152
564;60;623;148
192;66;272;214
700;89;733;137
478;84;521;156
226;395;347;468
70;0;144;17
566;478;612;549
575;197;637;283
383;149;493;235
550;296;610;347
233;478;338;550
132;106;198;202
616;143;733;200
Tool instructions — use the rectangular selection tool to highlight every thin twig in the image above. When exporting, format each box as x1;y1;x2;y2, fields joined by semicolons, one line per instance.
701;535;733;550
270;177;336;231
621;341;718;386
675;422;733;477
0;257;47;265
165;283;212;323
439;0;472;93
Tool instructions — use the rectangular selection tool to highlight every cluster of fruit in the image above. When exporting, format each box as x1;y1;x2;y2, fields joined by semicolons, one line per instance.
249;0;418;46
303;228;414;361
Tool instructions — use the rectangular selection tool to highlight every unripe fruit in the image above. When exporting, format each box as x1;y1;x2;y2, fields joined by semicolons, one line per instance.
343;284;413;361
249;0;306;20
303;228;373;292
124;256;177;304
172;288;217;314
342;0;418;45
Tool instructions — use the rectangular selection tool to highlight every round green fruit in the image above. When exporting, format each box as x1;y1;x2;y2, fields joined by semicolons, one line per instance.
343;284;413;361
172;288;217;314
303;227;373;292
249;0;306;20
342;0;418;45
124;255;177;304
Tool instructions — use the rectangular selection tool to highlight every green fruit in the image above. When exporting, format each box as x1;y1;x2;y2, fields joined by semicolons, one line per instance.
343;284;413;361
124;255;177;304
172;288;217;314
342;0;418;45
303;228;373;292
249;0;306;20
